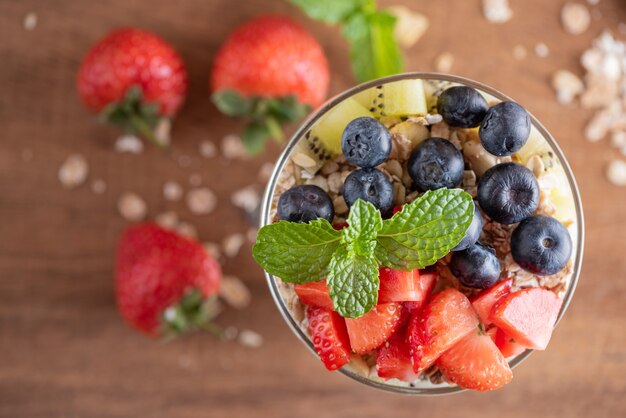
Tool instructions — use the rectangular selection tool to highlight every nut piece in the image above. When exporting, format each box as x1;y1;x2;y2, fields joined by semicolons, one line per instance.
552;70;585;105
117;192;147;221
561;3;591;35
186;187;217;215
231;185;261;214
163;181;183;202
526;154;546;178
238;329;263;348
463;140;501;177
58;154;89;189
482;0;513;24
607;160;626;186
388;5;429;48
23;12;37;31
219;275;251;309
114;134;144;154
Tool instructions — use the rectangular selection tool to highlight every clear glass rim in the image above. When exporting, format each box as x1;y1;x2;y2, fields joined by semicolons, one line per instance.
259;72;585;396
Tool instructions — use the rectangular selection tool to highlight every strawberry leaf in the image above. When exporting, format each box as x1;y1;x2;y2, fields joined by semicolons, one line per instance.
212;90;253;116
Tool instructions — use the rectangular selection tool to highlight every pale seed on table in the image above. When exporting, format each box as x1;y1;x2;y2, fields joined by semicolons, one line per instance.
221;134;248;160
91;179;107;194
388;5;429;48
114;134;144;154
155;211;179;230
482;0;513;24
163;181;183;201
512;45;527;60
606;160;626;186
561;2;591;35
434;52;454;73
198;140;217;158
238;329;263;348
58;154;89;189
222;233;246;258
552;70;585;105
219;275;252;309
535;43;550;58
258;162;275;182
203;242;222;260
117;192;147;221
186;187;217;215
175;221;198;240
231;185;261;214
23;12;37;31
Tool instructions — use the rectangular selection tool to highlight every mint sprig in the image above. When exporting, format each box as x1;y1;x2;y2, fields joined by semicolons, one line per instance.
289;0;404;83
253;189;474;318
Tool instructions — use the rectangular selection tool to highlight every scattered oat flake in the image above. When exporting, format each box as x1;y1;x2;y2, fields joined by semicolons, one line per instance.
203;242;222;260
607;160;626;185
258;162;274;182
222;233;245;258
482;0;513;24
219;275;251;309
535;43;550;58
117;192;147;221
291;152;316;168
434;52;454;73
585;109;612;142
231;185;261;214
561;3;591;35
175;221;198;239
163;181;183;201
199;140;217;158
23;12;37;31
155;211;179;230
58;154;89;189
238;329;263;348
154;118;171;146
189;173;202;187
388;6;429;48
114;134;144;154
186;187;217;215
222;134;248;159
552;70;585;105
91;179;107;194
512;45;527;60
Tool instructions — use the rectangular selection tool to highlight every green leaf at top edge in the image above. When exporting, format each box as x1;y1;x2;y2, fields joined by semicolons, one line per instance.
252;219;342;283
289;0;370;24
327;246;379;318
212;90;253;117
375;189;474;270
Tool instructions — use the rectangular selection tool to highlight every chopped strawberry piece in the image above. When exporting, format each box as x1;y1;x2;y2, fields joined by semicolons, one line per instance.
306;307;351;371
437;327;513;391
490;288;563;350
345;303;403;354
332;222;348;230
294;280;333;310
376;328;419;382
379;268;436;304
471;278;512;325
392;205;404;214
408;288;479;373
495;328;526;357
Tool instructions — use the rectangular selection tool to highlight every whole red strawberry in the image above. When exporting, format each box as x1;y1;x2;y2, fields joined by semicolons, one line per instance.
211;15;330;153
115;223;221;336
77;28;188;146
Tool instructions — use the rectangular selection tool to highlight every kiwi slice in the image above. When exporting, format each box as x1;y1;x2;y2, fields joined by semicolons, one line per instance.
354;79;428;117
291;98;373;173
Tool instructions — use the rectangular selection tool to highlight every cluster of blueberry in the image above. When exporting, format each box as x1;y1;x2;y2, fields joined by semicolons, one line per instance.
277;85;572;290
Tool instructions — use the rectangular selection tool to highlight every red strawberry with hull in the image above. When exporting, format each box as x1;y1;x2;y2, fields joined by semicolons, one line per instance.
211;15;329;153
306;307;352;371
77;28;188;146
115;223;221;336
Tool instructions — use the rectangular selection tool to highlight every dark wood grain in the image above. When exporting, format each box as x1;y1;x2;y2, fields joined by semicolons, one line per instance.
1;0;625;417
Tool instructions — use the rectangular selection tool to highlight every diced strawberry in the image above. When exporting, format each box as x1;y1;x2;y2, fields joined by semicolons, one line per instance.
332;222;348;230
376;328;419;382
408;288;479;373
345;303;403;354
436;328;513;392
471;278;512;325
306;307;351;371
379;268;437;304
495;328;527;357
490;288;563;350
294;280;333;310
392;205;404;214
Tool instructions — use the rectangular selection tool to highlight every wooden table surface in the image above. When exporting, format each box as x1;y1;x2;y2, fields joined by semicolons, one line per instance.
1;0;625;417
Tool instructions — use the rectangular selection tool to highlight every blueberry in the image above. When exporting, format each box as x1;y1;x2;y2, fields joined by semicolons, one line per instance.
511;215;572;275
408;137;464;191
343;168;393;213
277;185;334;223
477;162;539;224
341;117;392;168
452;204;484;252
479;101;531;156
450;243;501;289
437;86;489;128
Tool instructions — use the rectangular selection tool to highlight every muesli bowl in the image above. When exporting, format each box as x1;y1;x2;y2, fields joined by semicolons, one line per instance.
259;73;584;395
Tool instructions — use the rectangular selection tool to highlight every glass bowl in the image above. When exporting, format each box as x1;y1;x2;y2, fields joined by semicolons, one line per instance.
259;73;585;395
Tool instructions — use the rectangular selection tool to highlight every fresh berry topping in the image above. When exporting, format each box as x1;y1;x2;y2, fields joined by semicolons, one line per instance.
471;278;512;325
490;288;563;350
392;205;404;214
408;288;479;373
345;303;403;354
494;328;527;358
342;168;394;213
452;204;484;251
407;137;464;191
341;117;391;168
511;215;573;275
277;185;334;223
378;268;436;304
211;15;329;108
294;280;333;310
436;327;513;391
306;307;352;371
479;101;531;156
436;86;489;128
376;328;419;382
450;243;501;289
477;162;539;224
115;223;221;336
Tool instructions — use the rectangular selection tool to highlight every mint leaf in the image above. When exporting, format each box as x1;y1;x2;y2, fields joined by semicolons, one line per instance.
252;219;341;283
342;10;404;82
327;246;379;318
342;199;382;256
375;189;474;270
211;90;252;117
289;0;370;24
